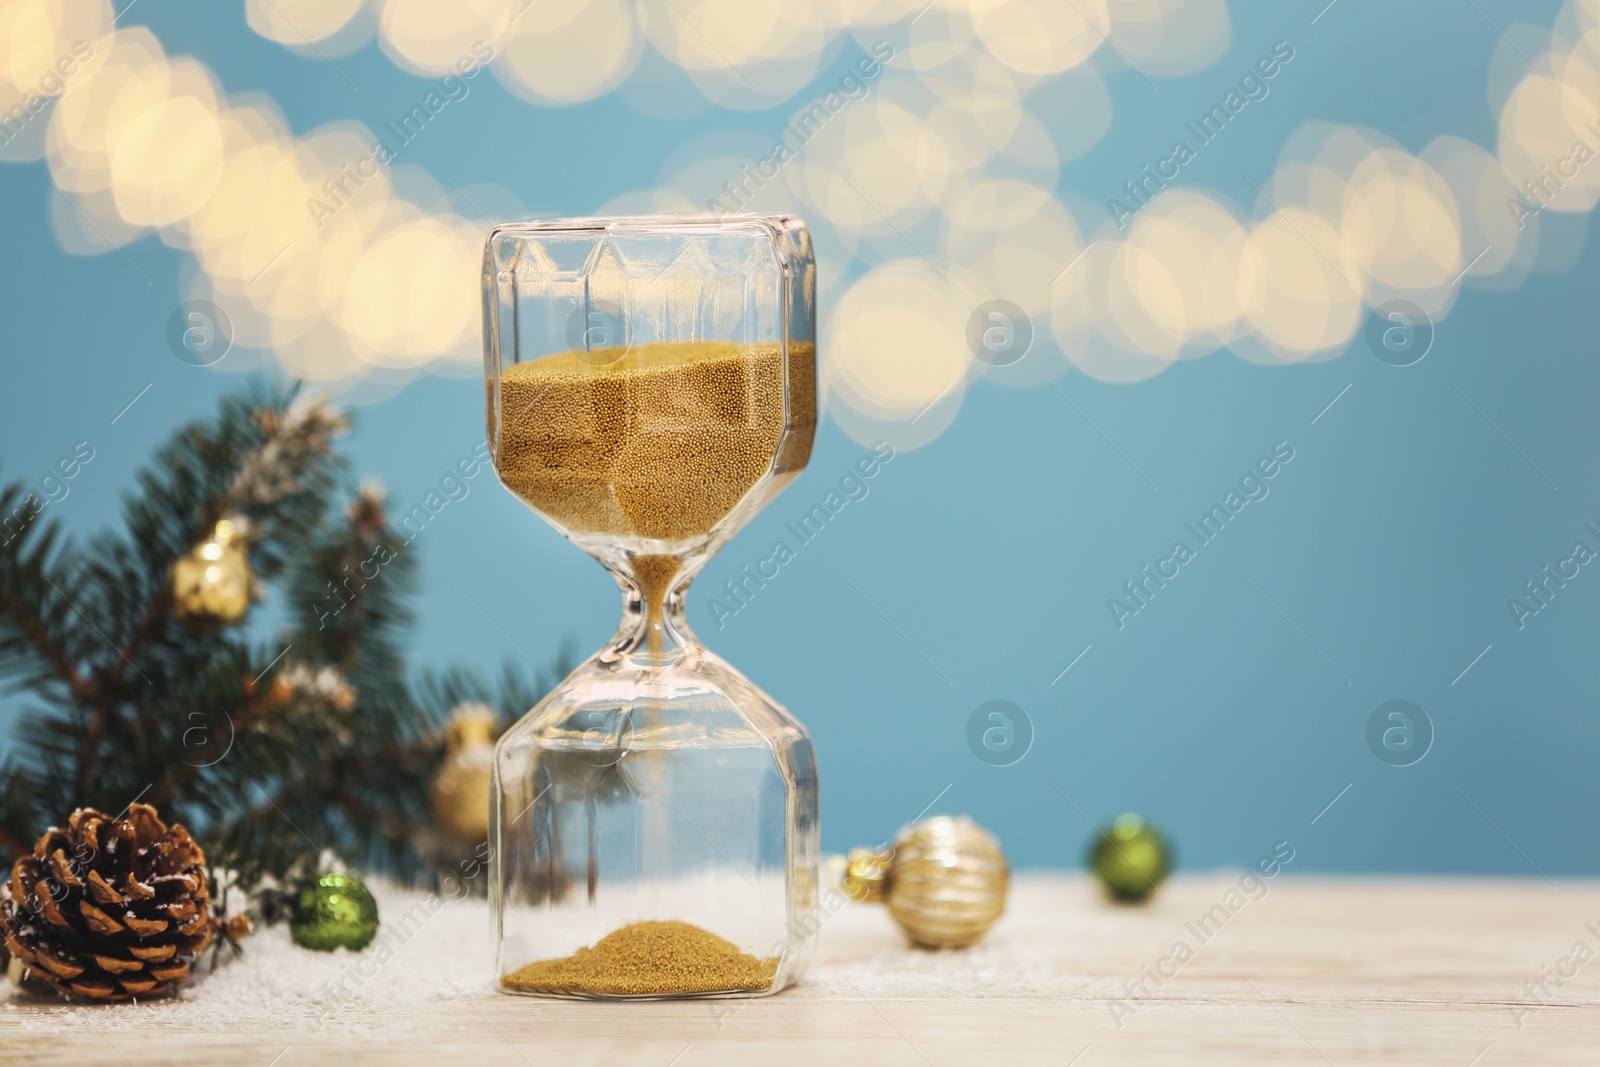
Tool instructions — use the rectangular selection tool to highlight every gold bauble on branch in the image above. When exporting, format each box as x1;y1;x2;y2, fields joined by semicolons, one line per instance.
171;516;252;627
430;703;500;843
840;815;1009;948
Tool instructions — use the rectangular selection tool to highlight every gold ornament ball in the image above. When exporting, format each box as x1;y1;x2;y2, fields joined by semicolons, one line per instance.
172;517;251;626
846;816;1009;948
430;703;499;842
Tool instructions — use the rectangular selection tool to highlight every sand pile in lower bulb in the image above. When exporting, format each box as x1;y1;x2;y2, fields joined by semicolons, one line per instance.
499;920;779;997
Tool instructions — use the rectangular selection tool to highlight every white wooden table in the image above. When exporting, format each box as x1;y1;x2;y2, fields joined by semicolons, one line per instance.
3;874;1595;1065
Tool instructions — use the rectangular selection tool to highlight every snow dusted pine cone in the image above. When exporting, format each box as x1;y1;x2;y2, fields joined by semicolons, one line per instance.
2;804;215;1001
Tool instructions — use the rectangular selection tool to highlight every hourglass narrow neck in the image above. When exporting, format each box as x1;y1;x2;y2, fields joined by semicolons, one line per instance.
609;555;701;669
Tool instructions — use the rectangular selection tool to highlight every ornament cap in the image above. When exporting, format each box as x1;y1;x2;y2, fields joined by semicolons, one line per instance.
211;516;246;543
444;703;499;751
841;847;890;903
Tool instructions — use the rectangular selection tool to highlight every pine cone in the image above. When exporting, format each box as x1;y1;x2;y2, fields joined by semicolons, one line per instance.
1;804;214;1001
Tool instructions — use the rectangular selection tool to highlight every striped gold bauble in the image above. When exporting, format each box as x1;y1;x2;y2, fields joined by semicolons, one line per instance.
842;816;1008;948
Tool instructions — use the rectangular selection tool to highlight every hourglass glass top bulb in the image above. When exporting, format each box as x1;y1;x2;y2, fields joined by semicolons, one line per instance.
485;217;819;676
842;816;1009;948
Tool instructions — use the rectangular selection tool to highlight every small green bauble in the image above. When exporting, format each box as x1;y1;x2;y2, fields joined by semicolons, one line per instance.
290;873;380;952
1090;814;1171;904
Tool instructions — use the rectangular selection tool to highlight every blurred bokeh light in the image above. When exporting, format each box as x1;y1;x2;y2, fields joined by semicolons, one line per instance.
7;0;1600;447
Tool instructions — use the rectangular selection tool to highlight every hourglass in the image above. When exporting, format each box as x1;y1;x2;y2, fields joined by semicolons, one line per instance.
481;215;819;999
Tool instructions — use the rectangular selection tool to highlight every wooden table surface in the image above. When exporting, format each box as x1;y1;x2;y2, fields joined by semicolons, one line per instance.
3;873;1597;1065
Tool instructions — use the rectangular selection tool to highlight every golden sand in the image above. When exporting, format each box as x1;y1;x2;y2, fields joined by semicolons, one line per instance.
495;340;815;653
494;340;815;544
499;920;779;997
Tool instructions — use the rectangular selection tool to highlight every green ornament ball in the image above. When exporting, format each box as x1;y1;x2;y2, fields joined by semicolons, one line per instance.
1090;814;1171;904
290;873;380;952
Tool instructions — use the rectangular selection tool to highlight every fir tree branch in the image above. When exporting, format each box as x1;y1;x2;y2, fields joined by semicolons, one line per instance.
0;583;92;704
110;390;342;677
0;384;565;897
328;793;422;849
0;826;26;862
108;585;173;690
74;687;110;800
0;489;91;704
143;677;280;811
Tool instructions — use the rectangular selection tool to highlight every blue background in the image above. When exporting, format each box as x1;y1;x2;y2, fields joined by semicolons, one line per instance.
3;0;1593;878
